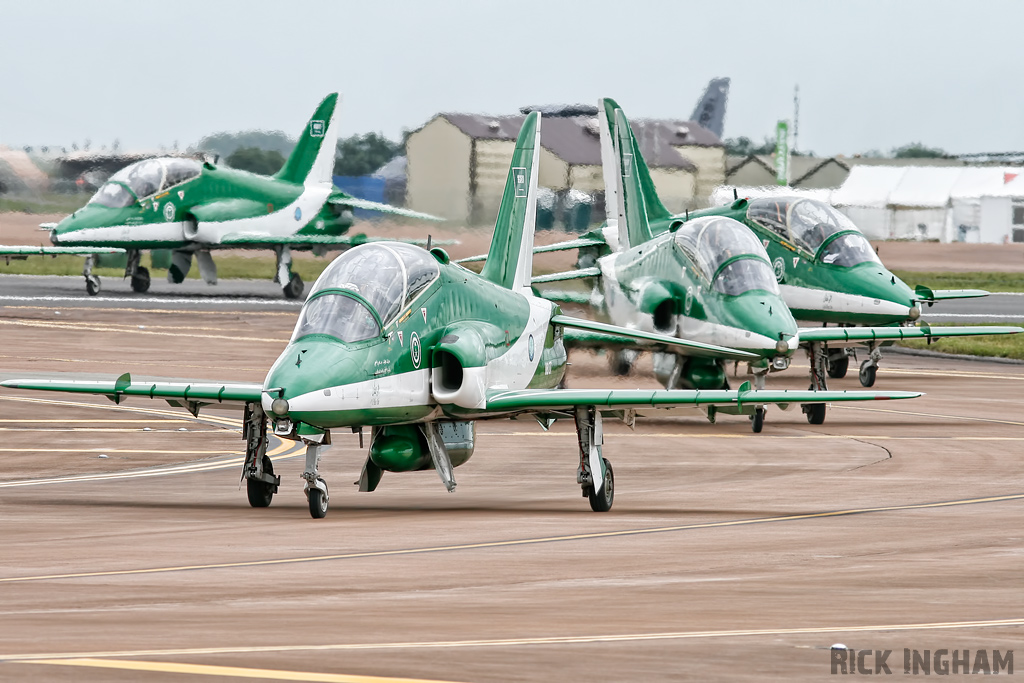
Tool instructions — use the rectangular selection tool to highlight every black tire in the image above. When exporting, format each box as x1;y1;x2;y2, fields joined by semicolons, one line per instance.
588;458;614;512
283;273;304;300
751;407;765;433
827;354;849;379
131;266;151;293
805;403;826;425
859;361;877;387
85;275;101;296
308;485;328;519
246;456;275;508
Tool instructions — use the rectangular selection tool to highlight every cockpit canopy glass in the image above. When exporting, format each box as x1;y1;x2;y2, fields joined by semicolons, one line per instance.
746;197;868;260
674;216;769;280
310;243;439;325
290;294;380;344
88;182;135;208
713;259;780;296
95;157;202;206
820;233;881;267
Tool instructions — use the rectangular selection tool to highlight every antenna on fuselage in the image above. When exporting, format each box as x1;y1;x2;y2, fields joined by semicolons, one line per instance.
733;188;738;200
426;235;432;251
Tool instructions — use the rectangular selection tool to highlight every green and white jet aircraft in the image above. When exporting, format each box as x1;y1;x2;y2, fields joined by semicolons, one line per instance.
2;113;922;518
502;99;1019;400
0;93;439;299
688;194;1020;387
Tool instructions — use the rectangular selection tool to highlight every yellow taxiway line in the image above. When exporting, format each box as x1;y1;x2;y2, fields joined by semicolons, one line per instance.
881;367;1024;381
0;318;288;343
5;617;1023;664
19;658;467;683
5;305;295;317
834;404;1024;427
0;352;268;372
1;491;1020;584
0;394;242;428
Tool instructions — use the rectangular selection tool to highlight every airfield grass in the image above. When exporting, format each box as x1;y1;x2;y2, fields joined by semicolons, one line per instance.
0;192;89;215
894;323;1024;361
891;269;1024;293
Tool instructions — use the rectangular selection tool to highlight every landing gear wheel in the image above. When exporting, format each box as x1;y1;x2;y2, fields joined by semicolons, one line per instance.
859;360;877;387
827;355;849;379
805;403;826;425
308;482;328;519
85;275;101;296
246;456;275;508
608;350;633;377
283;273;304;300
751;407;765;433
130;266;151;293
587;458;614;512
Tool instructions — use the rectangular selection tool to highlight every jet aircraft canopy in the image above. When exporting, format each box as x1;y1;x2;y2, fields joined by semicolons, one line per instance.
293;243;440;344
746;197;881;267
89;157;202;208
674;216;779;296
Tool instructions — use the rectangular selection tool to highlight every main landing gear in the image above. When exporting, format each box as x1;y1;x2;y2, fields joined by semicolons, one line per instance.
125;250;150;293
858;344;882;387
803;341;829;425
275;246;305;300
575;406;614;512
82;255;101;296
241;404;281;508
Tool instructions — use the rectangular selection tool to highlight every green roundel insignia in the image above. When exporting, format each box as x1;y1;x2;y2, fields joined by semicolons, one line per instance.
163;202;175;221
528;334;535;361
772;257;785;283
411;332;421;368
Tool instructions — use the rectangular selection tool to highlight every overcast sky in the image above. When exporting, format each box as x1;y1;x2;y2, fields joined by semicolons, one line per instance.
2;0;1022;157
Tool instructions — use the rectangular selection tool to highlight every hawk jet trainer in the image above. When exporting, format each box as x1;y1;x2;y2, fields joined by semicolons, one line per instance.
0;93;439;299
489;99;1019;402
2;113;922;518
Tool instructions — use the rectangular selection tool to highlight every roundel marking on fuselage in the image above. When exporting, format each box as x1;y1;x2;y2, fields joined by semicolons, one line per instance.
528;334;535;361
411;332;421;368
773;257;785;283
163;202;175;221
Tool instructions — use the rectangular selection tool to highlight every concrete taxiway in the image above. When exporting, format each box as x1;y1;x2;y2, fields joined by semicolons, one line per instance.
0;301;1022;682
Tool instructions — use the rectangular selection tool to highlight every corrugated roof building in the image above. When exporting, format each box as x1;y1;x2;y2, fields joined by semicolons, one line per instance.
405;109;722;225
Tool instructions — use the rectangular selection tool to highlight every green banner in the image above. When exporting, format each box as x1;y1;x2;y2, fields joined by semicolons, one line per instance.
775;120;789;186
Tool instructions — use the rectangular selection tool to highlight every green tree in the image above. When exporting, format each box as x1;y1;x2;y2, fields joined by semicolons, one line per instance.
724;135;776;156
334;132;402;176
892;142;948;159
225;147;286;175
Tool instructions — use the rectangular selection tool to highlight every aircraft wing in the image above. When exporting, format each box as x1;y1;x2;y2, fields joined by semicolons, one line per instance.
328;196;442;222
536;289;593;306
797;324;1023;347
456;236;607;264
485;383;921;412
218;233;455;249
914;285;989;302
551;314;756;360
532;267;601;284
0;245;125;256
1;373;263;410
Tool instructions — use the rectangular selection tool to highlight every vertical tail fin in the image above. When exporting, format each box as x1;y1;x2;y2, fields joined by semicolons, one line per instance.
690;77;730;139
274;92;340;186
599;99;671;244
614;109;654;250
480;112;541;292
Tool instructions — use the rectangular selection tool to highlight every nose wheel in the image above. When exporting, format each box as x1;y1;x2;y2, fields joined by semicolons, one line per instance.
307;481;329;518
859;360;878;387
85;275;101;296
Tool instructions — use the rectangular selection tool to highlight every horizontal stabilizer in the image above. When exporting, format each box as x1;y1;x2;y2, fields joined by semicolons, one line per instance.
1;376;263;404
532;267;601;284
798;324;1022;346
456;235;607;264
329;196;442;221
486;387;922;412
0;245;125;256
552;314;756;360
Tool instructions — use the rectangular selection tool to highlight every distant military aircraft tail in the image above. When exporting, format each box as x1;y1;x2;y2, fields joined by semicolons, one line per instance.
690;77;729;139
480;112;541;292
275;92;340;187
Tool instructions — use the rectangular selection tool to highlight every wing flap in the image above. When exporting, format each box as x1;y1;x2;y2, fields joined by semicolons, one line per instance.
799;325;1022;345
328;196;442;221
486;387;921;412
1;375;263;405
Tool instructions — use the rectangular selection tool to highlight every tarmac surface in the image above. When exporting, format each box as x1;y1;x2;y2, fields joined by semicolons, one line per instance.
0;300;1022;681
